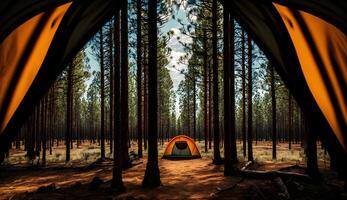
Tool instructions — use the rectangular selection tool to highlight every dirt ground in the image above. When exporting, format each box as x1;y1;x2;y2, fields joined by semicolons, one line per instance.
0;141;345;200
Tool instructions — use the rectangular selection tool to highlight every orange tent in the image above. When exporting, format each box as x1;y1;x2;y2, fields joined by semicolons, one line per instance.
162;135;201;159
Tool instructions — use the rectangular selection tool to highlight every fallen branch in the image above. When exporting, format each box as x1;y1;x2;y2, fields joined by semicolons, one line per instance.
239;169;311;182
278;164;305;172
241;161;253;171
131;160;144;166
216;177;245;193
103;157;114;161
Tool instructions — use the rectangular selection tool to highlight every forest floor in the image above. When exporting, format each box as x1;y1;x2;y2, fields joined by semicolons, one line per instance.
0;141;346;199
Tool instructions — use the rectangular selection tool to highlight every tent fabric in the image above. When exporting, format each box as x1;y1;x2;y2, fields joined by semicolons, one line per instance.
162;135;201;159
271;0;347;34
0;0;71;44
0;0;117;157
0;3;72;134
274;3;347;151
0;0;346;177
224;0;347;177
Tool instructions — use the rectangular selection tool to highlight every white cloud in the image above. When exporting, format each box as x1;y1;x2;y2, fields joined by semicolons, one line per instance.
163;18;193;115
166;27;192;90
168;28;193;53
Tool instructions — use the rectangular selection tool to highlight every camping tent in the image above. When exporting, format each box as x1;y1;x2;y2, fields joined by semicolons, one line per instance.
0;0;346;180
162;135;201;159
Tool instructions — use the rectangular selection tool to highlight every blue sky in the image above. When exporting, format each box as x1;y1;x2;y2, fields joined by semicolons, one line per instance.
162;6;192;114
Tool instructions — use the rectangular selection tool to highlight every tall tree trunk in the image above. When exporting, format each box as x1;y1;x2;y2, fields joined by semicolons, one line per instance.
223;8;235;175
288;91;292;150
41;97;46;166
229;14;238;164
28;115;35;162
193;78;196;141
247;35;253;162
15;131;20;150
66;64;73;162
136;0;143;158
109;21;114;155
44;94;49;156
304;117;321;180
212;0;222;165
187;81;190;134
50;84;55;155
241;29;246;158
35;100;41;158
208;61;212;150
143;0;161;187
144;45;148;151
270;63;277;159
76;101;79;148
203;29;208;153
100;28;106;159
121;0;131;168
111;7;125;191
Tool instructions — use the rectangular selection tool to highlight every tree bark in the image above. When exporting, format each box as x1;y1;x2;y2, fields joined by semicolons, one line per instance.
304;117;321;180
208;61;212;150
241;29;246;158
41;96;46;166
109;21;114;155
111;6;125;192
229;14;238;164
187;81;190;135
270;64;277;159
212;0;222;165
49;84;55;155
66;64;73;162
144;45;148;151
288;91;292;150
223;9;235;175
121;0;131;168
247;35;253;162
100;27;105;159
203;29;208;152
36;101;41;159
142;0;161;188
136;0;143;159
193;77;196;141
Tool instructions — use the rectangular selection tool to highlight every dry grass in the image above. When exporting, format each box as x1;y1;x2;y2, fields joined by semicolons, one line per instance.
0;140;338;200
3;140;330;168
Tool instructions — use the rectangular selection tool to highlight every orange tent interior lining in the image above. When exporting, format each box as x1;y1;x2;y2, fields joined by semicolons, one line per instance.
0;3;71;134
274;3;347;151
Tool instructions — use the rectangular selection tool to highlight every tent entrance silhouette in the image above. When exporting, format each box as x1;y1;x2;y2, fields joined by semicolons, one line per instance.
162;135;201;159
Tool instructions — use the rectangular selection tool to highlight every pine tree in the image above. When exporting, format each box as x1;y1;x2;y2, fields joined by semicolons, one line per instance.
241;29;246;158
212;0;222;165
270;63;277;159
136;0;143;159
247;35;253;162
111;5;125;192
99;27;106;159
143;0;161;188
66;63;72;162
223;7;234;175
121;0;131;168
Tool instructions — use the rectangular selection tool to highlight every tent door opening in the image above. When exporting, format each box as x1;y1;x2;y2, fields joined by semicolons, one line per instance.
171;141;192;158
